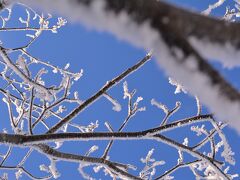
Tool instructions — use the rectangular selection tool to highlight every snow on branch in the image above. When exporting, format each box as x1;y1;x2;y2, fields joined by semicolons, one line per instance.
15;0;240;134
0;1;238;179
14;0;240;66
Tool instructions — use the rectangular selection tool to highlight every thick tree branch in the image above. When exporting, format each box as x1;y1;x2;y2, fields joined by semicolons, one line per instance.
0;114;211;145
101;0;240;47
82;0;240;102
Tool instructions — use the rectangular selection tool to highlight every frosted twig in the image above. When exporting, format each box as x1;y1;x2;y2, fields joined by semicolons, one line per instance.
151;99;181;126
33;144;141;180
47;54;152;134
192;123;227;151
202;0;226;15
0;88;64;124
0;165;52;180
0;146;12;166
0;47;52;101
17;148;33;167
102;85;145;159
103;93;121;112
155;160;201;180
32;76;71;129
28;88;34;135
195;96;201;116
20;50;83;78
3;94;17;128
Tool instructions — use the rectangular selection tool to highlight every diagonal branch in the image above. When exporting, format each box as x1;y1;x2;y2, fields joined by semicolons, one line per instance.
0;47;52;101
47;53;152;134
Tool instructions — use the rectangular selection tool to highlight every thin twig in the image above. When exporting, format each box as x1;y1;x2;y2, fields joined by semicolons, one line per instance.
47;54;152;134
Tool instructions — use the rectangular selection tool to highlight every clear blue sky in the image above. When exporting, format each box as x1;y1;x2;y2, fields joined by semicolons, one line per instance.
0;0;239;179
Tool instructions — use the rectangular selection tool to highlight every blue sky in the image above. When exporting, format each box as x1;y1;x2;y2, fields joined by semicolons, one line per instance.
0;0;239;179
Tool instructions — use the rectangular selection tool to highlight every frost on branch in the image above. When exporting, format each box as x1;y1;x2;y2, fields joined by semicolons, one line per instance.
123;81;146;117
0;7;11;28
202;0;226;16
0;1;237;180
151;98;181;125
40;158;60;179
140;149;165;180
103;93;121;112
168;77;187;94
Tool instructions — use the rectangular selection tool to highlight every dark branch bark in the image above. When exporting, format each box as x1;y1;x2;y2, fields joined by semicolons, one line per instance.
79;0;240;47
0;114;211;145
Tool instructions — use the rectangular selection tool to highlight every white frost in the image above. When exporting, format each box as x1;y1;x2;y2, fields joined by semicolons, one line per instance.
14;0;240;134
103;93;121;112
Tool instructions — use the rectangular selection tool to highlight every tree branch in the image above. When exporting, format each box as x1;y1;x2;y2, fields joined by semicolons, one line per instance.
33;144;142;180
47;53;152;134
0;47;52;101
